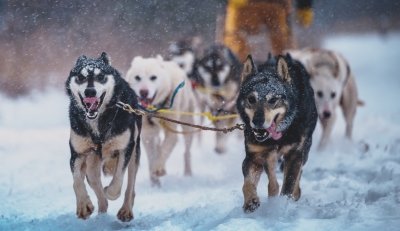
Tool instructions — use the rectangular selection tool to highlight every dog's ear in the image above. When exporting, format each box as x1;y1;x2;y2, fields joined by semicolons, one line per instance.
131;56;143;66
100;52;110;65
156;54;164;62
304;60;316;79
191;36;202;49
277;56;291;82
168;42;179;54
75;55;87;66
156;55;167;69
241;54;257;82
285;53;293;62
222;46;230;59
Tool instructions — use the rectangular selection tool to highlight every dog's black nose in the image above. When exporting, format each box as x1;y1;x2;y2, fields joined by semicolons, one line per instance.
139;89;149;98
252;109;265;128
211;75;220;87
84;88;97;97
323;111;331;119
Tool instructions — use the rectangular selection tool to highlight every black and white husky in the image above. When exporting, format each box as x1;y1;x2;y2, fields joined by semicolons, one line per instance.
65;52;142;222
196;44;242;154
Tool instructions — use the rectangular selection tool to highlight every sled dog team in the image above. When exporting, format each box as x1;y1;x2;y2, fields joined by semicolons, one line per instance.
66;42;362;221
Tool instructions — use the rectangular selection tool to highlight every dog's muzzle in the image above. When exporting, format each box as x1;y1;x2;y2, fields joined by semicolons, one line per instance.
79;92;106;119
252;122;283;142
139;91;157;108
252;128;270;142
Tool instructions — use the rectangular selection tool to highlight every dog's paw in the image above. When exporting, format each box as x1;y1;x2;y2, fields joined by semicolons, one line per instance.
154;168;166;177
184;168;192;176
76;198;94;219
151;176;161;187
214;146;226;154
117;207;134;222
98;199;108;213
243;197;260;213
104;186;121;201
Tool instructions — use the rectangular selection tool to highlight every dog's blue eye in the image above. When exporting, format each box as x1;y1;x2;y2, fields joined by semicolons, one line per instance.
150;75;157;81
247;95;257;105
76;75;86;83
268;97;278;105
135;76;141;81
317;91;323;98
97;74;106;82
331;92;336;99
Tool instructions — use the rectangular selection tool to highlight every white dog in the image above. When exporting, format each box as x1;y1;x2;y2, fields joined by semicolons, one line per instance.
287;48;362;150
125;55;197;186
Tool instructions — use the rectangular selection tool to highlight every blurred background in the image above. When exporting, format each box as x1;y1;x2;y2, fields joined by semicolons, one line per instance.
0;0;399;96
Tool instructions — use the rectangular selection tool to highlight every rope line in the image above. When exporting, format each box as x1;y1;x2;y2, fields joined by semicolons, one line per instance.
116;102;245;134
145;107;238;122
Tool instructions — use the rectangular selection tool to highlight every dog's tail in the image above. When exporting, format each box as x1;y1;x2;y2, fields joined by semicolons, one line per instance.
102;157;118;176
357;99;365;106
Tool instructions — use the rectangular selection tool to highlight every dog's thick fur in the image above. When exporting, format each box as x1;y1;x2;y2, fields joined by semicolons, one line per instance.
125;55;196;186
197;44;242;154
168;38;206;127
287;48;361;150
168;37;201;84
66;52;142;222
237;54;317;213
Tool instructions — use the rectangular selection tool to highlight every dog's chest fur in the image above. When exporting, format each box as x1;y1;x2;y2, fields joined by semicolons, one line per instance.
245;134;309;163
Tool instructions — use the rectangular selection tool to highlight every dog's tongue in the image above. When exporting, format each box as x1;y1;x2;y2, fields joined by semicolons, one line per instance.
140;99;151;108
267;122;282;140
83;97;99;111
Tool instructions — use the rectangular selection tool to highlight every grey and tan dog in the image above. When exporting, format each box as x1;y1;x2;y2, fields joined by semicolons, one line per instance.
237;54;317;213
197;44;242;154
66;52;142;222
287;48;362;150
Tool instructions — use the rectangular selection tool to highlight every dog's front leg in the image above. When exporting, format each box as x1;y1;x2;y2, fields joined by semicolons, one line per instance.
70;149;94;219
281;150;303;200
340;76;357;139
264;152;279;197
183;132;194;176
318;113;336;150
117;142;140;222
157;125;178;176
214;120;228;154
214;117;236;154
181;116;195;176
142;131;161;186
104;150;126;200
86;154;108;213
242;156;263;213
103;130;134;200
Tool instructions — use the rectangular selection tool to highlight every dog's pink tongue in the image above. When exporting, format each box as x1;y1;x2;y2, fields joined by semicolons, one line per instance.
140;99;149;108
267;122;282;140
83;97;99;110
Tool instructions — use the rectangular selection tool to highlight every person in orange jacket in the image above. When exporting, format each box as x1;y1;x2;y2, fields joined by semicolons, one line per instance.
223;0;313;61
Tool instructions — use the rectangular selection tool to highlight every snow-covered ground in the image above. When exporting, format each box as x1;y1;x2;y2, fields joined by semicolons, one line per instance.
1;33;400;231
